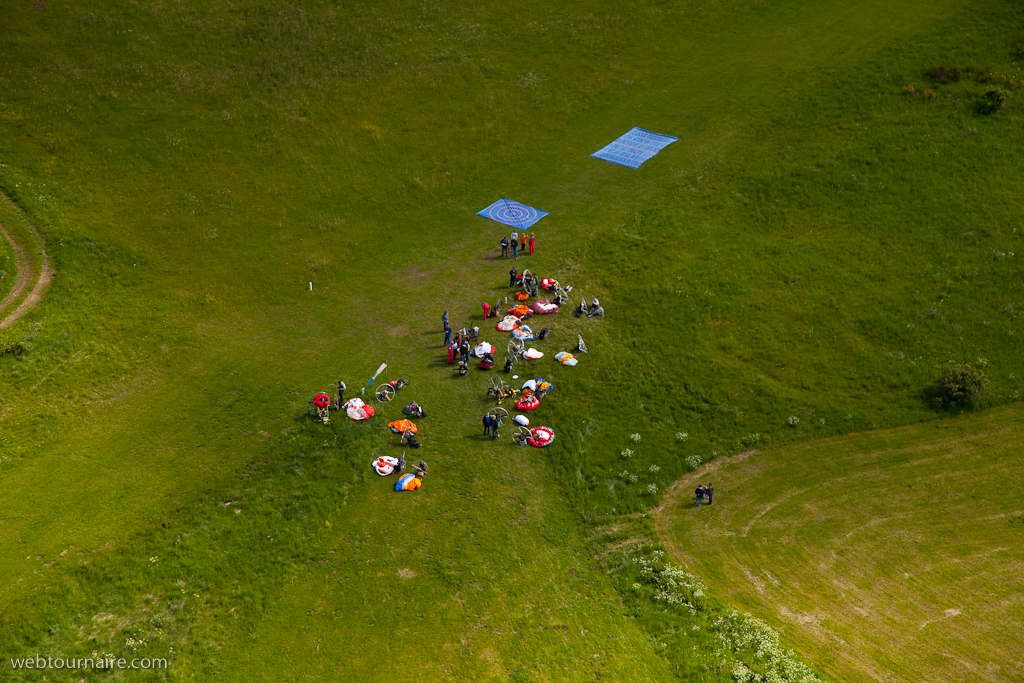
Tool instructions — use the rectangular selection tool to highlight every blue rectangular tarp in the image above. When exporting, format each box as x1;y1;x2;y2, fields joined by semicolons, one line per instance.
591;127;678;169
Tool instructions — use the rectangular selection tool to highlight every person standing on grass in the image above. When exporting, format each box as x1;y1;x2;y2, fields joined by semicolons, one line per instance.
444;321;452;347
695;484;705;507
337;380;347;409
500;236;510;257
442;309;449;331
509;266;518;288
460;339;470;364
529;233;536;255
519;232;528;254
706;483;714;505
512;235;519;259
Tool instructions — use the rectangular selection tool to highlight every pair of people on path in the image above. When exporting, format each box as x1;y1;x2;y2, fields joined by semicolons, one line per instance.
695;483;714;506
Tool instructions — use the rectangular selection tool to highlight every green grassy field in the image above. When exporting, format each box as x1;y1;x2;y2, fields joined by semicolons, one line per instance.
0;0;1022;679
656;404;1024;682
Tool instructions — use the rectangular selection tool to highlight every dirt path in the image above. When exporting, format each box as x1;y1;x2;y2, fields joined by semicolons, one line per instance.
0;196;52;329
652;450;757;562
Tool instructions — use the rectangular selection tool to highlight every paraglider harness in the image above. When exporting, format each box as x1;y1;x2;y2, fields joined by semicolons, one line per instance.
401;429;422;449
480;352;494;371
403;402;426;418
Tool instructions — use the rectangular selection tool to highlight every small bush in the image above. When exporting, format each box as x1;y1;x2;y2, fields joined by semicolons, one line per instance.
926;64;961;83
0;323;38;356
979;86;1009;114
935;363;988;409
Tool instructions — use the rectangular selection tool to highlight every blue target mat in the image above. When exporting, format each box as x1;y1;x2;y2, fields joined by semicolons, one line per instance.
477;199;548;230
591;127;678;169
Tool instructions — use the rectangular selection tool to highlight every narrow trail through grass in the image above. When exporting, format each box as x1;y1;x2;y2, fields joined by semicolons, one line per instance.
0;192;52;328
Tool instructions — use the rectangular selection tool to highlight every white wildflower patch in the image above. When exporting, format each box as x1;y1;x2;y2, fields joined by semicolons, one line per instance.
629;550;820;683
787;415;800;426
646;483;658;495
648;464;660;474
621;448;634;459
630;433;642;443
685;454;702;470
676;432;688;442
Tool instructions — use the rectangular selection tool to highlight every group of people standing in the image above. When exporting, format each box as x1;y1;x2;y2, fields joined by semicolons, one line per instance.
500;231;536;259
695;483;714;507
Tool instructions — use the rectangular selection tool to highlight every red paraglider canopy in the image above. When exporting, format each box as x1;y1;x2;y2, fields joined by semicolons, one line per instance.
313;393;332;409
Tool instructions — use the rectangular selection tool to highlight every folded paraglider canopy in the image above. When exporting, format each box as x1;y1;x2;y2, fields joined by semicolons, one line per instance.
395;473;421;491
388;419;418;434
372;455;403;476
528;426;555;447
512;325;535;341
516;389;540;411
473;341;495;357
343;397;376;420
313;393;332;409
514;291;530;301
531;299;559;315
554;351;578;366
496;315;519;332
507;305;531;319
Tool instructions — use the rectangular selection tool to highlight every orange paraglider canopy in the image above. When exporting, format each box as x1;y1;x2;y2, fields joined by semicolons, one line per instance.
388;419;418;434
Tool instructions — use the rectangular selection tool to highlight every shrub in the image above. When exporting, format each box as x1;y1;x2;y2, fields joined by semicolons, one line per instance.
0;322;38;356
926;64;961;83
979;86;1009;114
935;363;988;409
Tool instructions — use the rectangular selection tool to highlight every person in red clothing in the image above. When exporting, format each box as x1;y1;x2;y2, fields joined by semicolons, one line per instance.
482;301;491;318
529;233;536;255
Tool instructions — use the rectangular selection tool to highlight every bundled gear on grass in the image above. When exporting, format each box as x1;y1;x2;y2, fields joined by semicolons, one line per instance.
403;402;426;418
401;429;421;449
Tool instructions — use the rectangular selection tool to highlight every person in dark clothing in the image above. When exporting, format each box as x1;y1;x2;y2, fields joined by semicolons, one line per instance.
706;483;714;505
500;236;510;257
444;321;451;346
482;414;495;436
695;485;705;507
509;267;518;288
460;340;470;364
336;380;346;409
442;310;449;330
